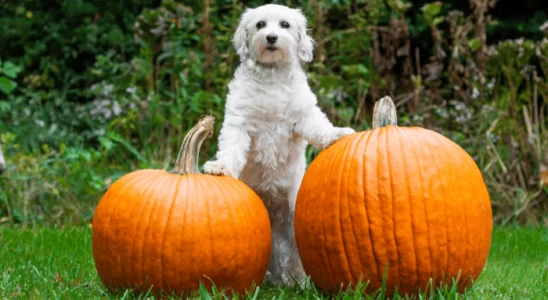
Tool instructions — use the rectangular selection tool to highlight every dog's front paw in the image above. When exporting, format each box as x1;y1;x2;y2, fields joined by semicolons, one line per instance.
325;127;355;147
204;160;234;177
334;127;355;139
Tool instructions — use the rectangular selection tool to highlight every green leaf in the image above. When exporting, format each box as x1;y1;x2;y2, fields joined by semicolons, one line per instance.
0;100;11;112
341;64;369;77
197;282;213;300
1;61;23;79
98;136;115;151
106;131;148;164
432;16;444;26
421;2;442;18
0;77;17;95
468;38;482;51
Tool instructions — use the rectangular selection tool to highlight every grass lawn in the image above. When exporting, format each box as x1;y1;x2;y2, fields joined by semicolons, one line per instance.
0;226;546;299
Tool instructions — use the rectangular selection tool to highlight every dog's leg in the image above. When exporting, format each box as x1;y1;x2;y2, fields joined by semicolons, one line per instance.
204;115;250;178
294;105;355;150
262;187;307;288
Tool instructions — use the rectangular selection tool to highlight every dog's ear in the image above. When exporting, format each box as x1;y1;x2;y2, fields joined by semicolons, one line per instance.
294;8;315;63
233;8;253;60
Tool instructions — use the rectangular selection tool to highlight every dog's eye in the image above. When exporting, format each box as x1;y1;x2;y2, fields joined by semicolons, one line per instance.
280;21;290;29
256;21;266;29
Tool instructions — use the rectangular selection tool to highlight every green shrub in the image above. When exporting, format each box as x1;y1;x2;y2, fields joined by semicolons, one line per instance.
0;0;547;226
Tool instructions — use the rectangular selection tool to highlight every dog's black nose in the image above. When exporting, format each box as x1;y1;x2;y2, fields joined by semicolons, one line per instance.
266;34;278;44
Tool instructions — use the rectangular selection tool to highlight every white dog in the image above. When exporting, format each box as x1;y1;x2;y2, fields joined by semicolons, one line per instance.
204;4;355;286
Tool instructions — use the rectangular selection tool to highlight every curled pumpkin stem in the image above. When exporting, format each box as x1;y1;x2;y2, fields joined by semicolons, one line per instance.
172;116;215;175
372;96;398;129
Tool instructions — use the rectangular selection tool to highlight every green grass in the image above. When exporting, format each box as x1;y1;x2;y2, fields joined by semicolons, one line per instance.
0;226;546;299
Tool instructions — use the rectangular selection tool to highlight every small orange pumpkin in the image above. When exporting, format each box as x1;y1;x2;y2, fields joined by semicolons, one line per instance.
92;116;271;296
294;97;492;295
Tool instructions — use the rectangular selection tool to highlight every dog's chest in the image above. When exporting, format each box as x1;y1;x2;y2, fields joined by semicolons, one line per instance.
232;71;308;169
246;112;299;169
247;84;294;117
247;114;294;144
245;84;296;138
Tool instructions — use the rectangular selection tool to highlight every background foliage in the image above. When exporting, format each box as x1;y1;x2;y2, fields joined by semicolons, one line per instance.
0;0;547;226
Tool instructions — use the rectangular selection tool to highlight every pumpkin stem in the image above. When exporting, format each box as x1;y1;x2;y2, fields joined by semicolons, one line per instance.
171;116;215;175
372;96;398;129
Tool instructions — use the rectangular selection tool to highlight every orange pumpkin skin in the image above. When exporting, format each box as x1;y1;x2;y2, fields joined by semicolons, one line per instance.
92;171;272;295
294;126;492;295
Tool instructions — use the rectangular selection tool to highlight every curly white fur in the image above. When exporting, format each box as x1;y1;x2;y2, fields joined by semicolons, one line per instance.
0;143;5;174
204;4;355;286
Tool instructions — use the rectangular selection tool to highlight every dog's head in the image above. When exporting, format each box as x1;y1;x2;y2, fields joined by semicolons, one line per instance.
233;4;314;65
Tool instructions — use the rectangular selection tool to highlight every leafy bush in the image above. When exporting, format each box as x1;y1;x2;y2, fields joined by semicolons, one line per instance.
0;0;547;226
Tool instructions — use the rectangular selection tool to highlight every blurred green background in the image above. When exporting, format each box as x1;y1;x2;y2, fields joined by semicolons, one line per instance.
0;0;547;227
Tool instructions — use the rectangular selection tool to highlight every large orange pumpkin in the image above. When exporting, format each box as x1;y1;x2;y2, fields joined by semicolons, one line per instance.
294;97;492;295
92;116;272;296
